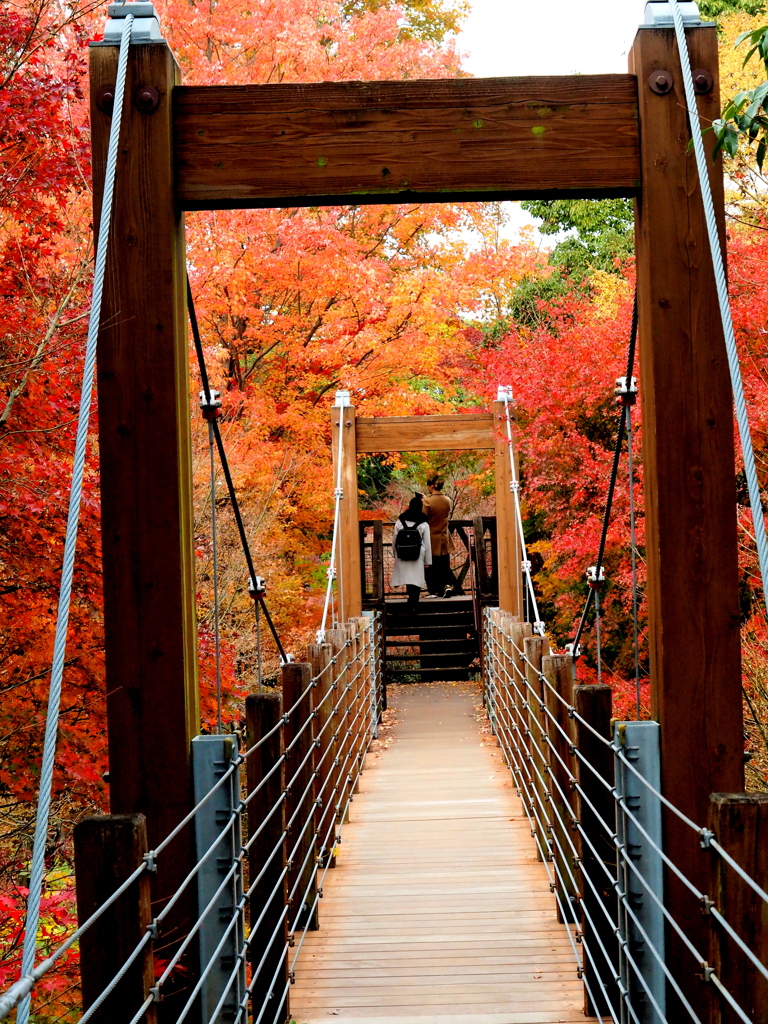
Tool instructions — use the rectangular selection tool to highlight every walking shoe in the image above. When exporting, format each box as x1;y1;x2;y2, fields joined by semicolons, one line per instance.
423;593;438;599
443;586;453;598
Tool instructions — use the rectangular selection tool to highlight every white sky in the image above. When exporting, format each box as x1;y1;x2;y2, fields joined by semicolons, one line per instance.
458;0;650;237
459;0;650;78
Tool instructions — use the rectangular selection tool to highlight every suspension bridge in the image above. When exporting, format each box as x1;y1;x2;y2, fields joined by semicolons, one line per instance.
2;1;768;1023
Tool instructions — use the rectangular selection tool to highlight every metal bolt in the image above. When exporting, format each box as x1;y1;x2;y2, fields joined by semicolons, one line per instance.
649;70;673;95
135;85;160;112
692;69;713;95
96;84;116;114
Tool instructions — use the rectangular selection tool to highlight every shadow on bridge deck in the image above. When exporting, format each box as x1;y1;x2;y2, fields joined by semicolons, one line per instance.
291;682;590;1024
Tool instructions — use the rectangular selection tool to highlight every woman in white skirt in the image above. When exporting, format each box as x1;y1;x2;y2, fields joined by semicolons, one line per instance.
391;494;432;607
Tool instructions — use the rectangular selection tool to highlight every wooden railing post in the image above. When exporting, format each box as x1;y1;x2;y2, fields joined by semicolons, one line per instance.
524;635;550;863
573;683;618;1020
543;653;577;924
308;642;336;872
709;792;768;1024
496;612;516;752
74;815;156;1024
282;662;318;933
245;693;289;1024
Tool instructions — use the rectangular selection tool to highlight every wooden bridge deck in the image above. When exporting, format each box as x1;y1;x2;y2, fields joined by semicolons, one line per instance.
291;682;590;1024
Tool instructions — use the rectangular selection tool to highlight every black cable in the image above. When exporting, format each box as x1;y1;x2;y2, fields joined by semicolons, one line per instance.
571;291;638;655
187;276;288;664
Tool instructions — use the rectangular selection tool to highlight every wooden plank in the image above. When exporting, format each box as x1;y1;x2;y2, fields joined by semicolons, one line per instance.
573;684;617;1020
74;815;156;1024
542;653;577;924
332;405;362;619
291;683;591;1024
709;793;768;1024
174;76;640;210
355;414;495;453
246;693;289;1024
283;662;318;931
89;42;199;1007
629;24;743;1020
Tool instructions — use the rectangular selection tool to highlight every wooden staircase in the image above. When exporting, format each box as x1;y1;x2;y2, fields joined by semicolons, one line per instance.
383;596;480;683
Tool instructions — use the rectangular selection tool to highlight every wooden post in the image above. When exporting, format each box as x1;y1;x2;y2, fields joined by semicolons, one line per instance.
709;793;768;1024
309;642;336;871
573;684;617;1020
89;33;198;935
543;654;577;924
245;693;289;1024
509;620;533;763
493;400;522;616
281;662;318;932
331;402;362;620
74;815;156;1024
524;635;550;864
629;23;744;1016
371;520;384;606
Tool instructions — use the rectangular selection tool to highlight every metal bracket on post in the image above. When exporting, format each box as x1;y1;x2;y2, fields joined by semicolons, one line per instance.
192;735;246;1024
614;721;665;1024
642;1;704;27
100;2;165;44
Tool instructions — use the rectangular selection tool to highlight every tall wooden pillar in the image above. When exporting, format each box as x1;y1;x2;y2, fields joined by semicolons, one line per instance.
493;399;522;617
90;35;198;887
331;398;362;620
630;21;743;1014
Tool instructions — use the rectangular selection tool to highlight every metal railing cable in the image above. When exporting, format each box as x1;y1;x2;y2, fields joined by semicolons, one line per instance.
0;614;377;1023
669;0;768;609
81;619;376;1024
488;655;616;1023
488;624;685;1024
504;621;764;931
187;276;288;664
10;17;135;1024
485;611;764;1024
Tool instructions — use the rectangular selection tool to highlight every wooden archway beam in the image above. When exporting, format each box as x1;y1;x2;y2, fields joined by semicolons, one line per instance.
173;75;640;211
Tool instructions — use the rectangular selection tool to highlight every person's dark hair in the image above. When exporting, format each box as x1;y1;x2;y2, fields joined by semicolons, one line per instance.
427;475;444;491
401;494;427;524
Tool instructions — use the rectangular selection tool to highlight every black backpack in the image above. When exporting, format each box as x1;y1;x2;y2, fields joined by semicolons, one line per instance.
395;519;422;561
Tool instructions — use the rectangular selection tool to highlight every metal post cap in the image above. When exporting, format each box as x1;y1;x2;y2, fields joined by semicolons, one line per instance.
102;2;164;44
643;1;703;27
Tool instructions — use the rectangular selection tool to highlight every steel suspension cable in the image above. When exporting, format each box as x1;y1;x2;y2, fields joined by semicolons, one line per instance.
572;293;638;654
669;0;768;607
319;391;348;639
209;418;223;733
187;277;288;663
498;386;544;633
14;18;134;1024
626;402;642;717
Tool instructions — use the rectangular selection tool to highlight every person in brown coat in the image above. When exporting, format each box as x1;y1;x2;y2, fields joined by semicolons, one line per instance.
422;475;460;598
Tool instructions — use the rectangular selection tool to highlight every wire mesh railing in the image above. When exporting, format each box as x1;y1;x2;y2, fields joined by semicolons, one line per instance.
0;613;382;1024
483;608;768;1024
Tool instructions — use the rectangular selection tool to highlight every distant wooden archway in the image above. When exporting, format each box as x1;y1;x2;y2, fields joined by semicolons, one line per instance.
331;405;521;619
